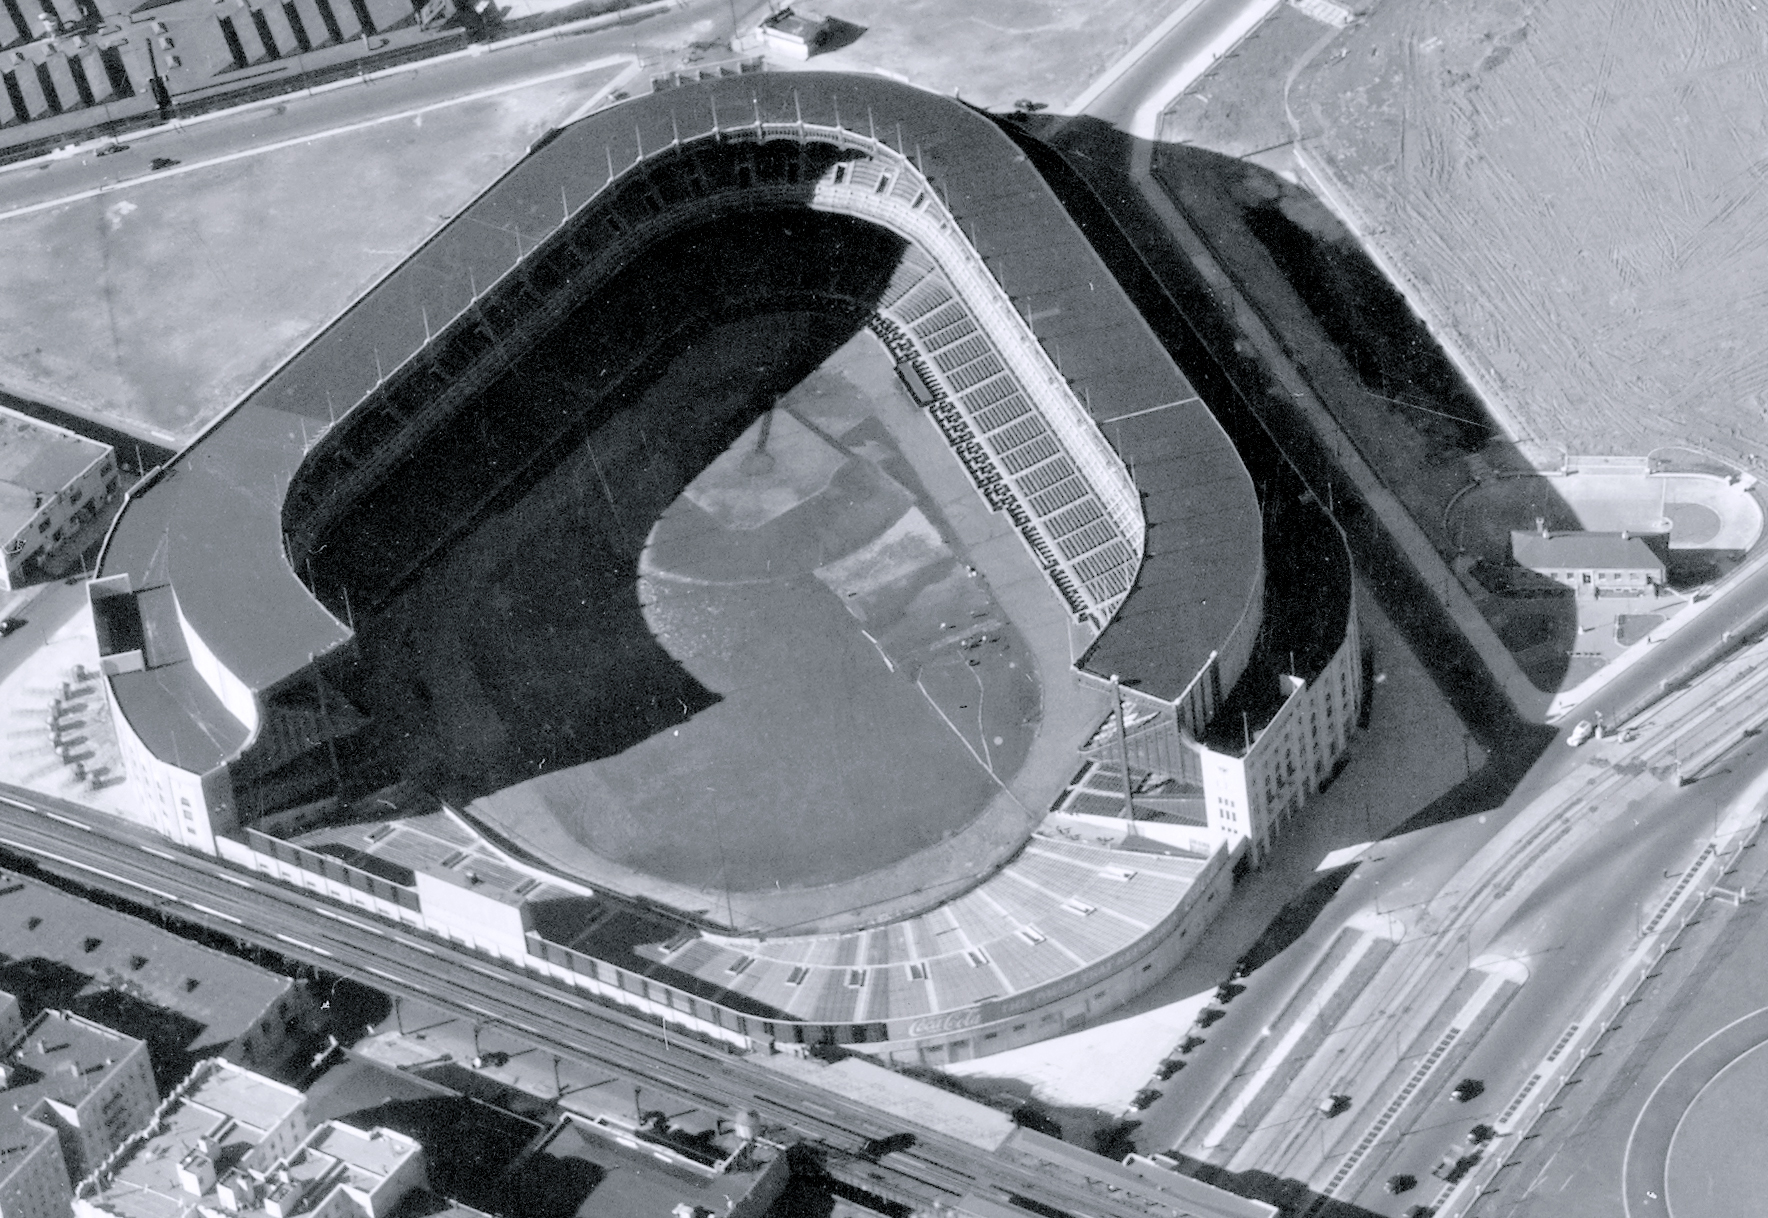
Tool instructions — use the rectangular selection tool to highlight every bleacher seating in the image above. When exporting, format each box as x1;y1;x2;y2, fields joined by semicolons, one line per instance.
870;257;1138;619
668;832;1209;1034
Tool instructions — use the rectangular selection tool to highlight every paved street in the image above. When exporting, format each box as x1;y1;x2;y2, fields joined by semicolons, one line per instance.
1044;10;1768;1209
0;0;746;225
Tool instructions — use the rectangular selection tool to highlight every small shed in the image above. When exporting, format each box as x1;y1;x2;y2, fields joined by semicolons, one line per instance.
758;7;829;59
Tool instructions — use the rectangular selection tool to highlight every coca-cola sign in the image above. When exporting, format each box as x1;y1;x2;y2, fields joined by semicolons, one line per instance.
906;1007;985;1038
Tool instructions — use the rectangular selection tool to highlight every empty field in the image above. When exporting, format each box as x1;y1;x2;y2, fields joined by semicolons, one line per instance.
1291;0;1768;467
0;65;624;445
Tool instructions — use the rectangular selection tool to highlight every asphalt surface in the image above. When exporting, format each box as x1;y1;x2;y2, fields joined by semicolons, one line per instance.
1063;0;1274;140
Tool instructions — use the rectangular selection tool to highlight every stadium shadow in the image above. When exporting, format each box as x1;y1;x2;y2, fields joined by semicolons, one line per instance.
1145;138;1584;697
1005;115;1558;833
288;204;909;811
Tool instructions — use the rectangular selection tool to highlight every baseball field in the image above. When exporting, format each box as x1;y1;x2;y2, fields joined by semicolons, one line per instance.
320;208;1054;903
460;321;1043;895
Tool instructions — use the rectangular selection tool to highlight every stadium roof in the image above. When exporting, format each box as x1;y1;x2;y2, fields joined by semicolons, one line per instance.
98;71;1259;772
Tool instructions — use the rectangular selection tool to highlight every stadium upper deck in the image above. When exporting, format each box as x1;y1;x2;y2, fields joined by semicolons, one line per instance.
93;72;1262;857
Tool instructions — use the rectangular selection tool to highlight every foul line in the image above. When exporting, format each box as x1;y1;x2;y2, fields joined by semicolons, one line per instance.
858;629;895;672
1101;395;1206;424
916;676;996;781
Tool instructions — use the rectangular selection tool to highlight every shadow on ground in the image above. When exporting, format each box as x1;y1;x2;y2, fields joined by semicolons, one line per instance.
1017;115;1559;814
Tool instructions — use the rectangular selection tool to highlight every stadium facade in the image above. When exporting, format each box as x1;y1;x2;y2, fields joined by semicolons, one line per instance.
88;73;1358;1059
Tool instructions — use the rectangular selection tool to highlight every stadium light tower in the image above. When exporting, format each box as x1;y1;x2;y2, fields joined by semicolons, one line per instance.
1110;674;1135;829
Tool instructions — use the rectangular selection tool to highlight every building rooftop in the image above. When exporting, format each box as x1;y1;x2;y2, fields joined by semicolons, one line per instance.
529;1116;781;1218
0;1009;147;1178
1511;528;1666;571
0;403;110;538
0;871;299;1071
182;1064;305;1139
304;1121;418;1190
79;1060;307;1218
759;7;826;40
290;811;580;907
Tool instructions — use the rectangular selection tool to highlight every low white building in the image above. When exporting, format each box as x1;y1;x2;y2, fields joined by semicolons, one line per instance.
756;7;828;58
1511;525;1666;597
0;405;118;591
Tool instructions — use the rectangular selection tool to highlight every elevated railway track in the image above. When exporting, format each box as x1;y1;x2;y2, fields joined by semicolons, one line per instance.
0;786;1237;1218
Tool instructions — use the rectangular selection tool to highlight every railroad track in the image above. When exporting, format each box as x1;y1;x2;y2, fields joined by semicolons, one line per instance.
0;794;1180;1218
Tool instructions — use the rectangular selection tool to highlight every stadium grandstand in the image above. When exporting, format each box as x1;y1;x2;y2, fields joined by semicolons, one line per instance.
87;72;1358;1060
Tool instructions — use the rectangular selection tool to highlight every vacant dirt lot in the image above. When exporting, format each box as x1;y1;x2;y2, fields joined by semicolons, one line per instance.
0;66;624;445
1290;0;1768;467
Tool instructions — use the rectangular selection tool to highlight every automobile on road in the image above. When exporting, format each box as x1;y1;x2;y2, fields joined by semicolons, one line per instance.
1567;720;1594;747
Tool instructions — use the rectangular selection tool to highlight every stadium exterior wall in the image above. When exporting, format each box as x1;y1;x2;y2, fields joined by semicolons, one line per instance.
96;78;1232;859
92;73;1293;1063
213;826;1242;1062
1194;597;1362;864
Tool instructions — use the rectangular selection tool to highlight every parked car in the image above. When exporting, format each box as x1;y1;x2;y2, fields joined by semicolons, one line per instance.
1318;1094;1351;1117
95;143;128;156
1432;1151;1472;1181
1154;1059;1184;1081
0;617;25;637
1468;1123;1496;1145
1129;1088;1162;1112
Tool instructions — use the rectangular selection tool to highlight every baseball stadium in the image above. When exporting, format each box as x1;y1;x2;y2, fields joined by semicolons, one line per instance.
85;73;1359;1061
